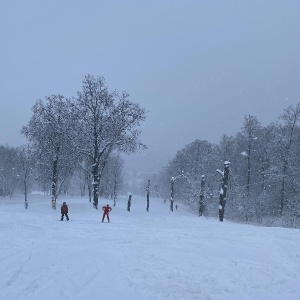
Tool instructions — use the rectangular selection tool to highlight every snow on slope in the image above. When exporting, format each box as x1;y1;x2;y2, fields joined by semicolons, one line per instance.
0;194;300;300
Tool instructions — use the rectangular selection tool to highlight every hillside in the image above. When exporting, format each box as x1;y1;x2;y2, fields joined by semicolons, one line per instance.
0;194;300;300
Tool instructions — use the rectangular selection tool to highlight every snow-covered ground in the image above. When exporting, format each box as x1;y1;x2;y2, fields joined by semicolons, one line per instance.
1;194;300;300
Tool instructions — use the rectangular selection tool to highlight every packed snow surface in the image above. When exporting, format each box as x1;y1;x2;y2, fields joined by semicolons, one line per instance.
1;195;300;300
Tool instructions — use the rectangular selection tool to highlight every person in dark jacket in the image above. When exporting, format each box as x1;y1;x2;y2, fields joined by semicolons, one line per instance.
61;202;69;221
102;204;112;223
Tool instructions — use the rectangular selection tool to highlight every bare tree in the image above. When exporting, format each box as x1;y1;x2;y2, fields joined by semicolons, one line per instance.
18;144;40;205
277;103;300;215
0;145;22;198
74;75;147;209
22;95;76;209
241;115;261;198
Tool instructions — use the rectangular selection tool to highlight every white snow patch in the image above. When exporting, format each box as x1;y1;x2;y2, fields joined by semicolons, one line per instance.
0;194;300;300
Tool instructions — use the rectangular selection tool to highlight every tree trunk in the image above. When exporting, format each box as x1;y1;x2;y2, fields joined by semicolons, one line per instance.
280;162;288;215
92;162;99;209
170;178;174;212
87;172;92;202
113;171;117;206
146;179;150;212
127;194;132;212
199;175;205;216
218;161;230;222
24;178;28;209
113;193;117;207
51;149;59;210
246;140;251;197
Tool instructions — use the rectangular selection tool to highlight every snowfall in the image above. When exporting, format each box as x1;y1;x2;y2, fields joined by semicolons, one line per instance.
1;194;300;300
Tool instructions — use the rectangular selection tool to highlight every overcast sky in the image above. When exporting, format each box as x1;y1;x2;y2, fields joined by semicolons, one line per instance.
1;0;300;173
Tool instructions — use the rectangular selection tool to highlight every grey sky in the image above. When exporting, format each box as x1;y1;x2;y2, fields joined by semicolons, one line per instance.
1;0;300;172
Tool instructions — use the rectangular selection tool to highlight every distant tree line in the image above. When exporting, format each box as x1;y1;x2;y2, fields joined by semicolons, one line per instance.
1;76;300;228
157;103;300;228
0;75;147;209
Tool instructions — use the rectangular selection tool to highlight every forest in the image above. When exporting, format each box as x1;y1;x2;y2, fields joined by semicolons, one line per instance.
0;74;300;228
154;105;300;228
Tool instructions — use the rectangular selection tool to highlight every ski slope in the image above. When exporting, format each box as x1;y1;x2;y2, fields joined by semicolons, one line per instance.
0;194;300;300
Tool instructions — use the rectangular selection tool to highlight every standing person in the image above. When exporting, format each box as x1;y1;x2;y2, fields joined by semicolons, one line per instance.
102;204;112;223
61;201;69;221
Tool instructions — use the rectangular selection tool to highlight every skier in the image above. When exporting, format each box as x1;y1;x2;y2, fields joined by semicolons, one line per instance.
102;204;112;223
61;201;69;221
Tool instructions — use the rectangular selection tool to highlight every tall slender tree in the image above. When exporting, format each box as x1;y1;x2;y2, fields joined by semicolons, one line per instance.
277;103;300;215
241;115;261;198
18;144;39;205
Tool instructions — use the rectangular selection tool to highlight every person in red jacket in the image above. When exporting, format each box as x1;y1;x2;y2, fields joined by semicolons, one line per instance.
61;202;69;221
102;204;112;223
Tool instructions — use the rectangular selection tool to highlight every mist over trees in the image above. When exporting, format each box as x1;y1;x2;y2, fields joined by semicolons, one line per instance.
155;104;300;228
0;145;22;197
0;80;299;228
0;74;146;209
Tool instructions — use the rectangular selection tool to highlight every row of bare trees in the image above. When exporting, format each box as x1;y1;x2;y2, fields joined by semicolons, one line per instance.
0;145;22;197
157;103;300;228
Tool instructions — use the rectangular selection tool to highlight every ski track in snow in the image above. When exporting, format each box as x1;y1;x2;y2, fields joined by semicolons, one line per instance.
0;195;300;300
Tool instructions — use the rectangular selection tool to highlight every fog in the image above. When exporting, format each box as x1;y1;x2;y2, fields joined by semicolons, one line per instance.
1;0;300;173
